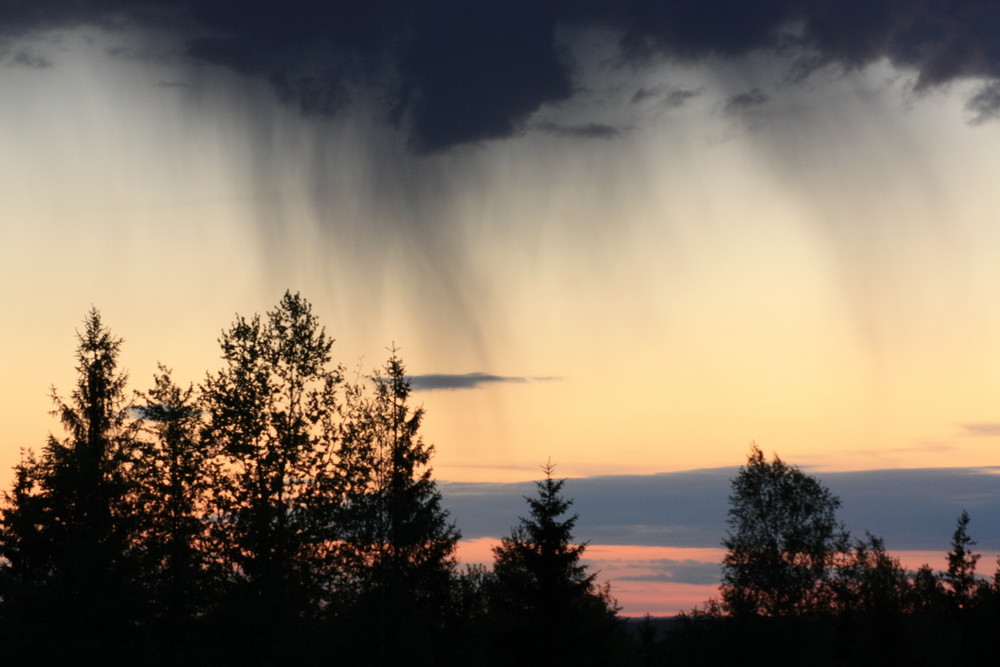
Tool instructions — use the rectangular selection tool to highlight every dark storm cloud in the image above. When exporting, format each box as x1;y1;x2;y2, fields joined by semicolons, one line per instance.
440;467;1000;552
393;2;573;152
7;1;1000;150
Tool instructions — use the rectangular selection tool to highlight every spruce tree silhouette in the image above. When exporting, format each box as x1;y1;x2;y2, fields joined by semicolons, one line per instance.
944;510;982;610
489;461;623;667
331;348;460;666
0;309;142;658
133;365;214;639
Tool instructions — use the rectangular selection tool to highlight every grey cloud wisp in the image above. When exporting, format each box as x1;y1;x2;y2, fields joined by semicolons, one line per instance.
6;1;1000;151
409;373;559;391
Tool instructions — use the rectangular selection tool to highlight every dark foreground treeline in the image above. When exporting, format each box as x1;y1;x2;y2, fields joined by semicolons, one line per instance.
658;444;1000;665
0;293;626;666
1;293;998;665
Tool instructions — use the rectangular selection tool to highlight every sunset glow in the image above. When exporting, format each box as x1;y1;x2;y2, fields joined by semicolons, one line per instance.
4;4;1000;622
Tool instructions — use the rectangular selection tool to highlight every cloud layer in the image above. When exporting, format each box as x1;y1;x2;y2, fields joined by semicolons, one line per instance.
440;466;1000;552
6;1;1000;150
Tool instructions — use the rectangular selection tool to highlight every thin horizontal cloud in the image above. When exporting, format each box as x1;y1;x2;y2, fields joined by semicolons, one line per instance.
536;121;622;139
663;88;703;108
631;85;704;108
410;372;559;391
613;560;723;586
630;86;660;104
961;422;1000;437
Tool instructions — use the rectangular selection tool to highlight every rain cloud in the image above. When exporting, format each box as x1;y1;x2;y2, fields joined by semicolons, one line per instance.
6;1;1000;152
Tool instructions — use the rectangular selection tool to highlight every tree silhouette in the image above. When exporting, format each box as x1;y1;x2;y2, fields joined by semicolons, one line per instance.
132;365;214;636
832;532;909;617
489;462;623;666
721;443;847;617
0;309;143;656
0;450;50;618
199;291;343;652
943;509;982;610
331;348;460;665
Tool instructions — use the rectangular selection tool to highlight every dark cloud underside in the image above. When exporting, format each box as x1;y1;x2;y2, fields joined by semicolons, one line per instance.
6;1;1000;151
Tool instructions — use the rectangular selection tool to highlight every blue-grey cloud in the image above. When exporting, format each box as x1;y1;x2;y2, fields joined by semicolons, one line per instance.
410;373;559;391
440;467;1000;553
664;88;703;108
631;85;704;109
615;560;725;586
7;1;1000;151
6;49;51;69
968;82;1000;124
536;121;622;139
441;469;734;547
827;468;1000;552
725;88;770;113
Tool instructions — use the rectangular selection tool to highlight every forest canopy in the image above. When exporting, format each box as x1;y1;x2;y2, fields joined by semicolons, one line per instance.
0;295;998;665
0;293;623;666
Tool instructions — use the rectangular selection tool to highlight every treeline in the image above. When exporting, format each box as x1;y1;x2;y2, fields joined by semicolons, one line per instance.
659;445;1000;665
2;294;999;665
0;293;625;666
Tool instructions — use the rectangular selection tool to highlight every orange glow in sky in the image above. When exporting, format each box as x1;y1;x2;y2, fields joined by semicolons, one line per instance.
3;22;1000;621
457;540;990;616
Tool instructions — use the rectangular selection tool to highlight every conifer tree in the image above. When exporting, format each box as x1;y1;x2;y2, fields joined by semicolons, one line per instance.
332;348;460;665
489;462;622;667
943;509;982;609
0;309;141;648
0;450;49;617
908;563;947;613
132;365;214;634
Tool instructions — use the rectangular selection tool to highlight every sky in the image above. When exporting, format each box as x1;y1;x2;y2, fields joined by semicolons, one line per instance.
3;1;1000;615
